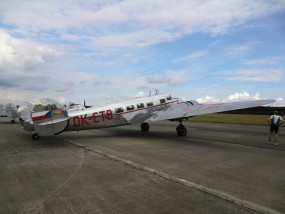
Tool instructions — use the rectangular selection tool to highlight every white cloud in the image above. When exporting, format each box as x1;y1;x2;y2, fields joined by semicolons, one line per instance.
223;42;257;56
172;51;208;63
0;31;59;69
147;75;170;84
0;87;46;104
135;91;145;97
243;57;285;66
197;92;262;104
226;92;260;101
1;0;285;49
0;31;60;90
274;97;285;106
147;70;189;85
218;68;284;82
196;95;220;104
0;1;284;106
63;71;96;83
55;82;75;93
92;80;109;85
90;30;179;48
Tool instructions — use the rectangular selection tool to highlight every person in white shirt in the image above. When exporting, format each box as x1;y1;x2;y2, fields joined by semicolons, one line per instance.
267;111;283;145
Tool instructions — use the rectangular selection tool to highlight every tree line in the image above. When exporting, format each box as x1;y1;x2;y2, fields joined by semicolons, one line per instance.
223;106;285;115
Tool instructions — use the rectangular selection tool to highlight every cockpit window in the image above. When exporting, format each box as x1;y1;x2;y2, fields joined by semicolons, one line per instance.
115;107;124;113
126;105;134;111
166;95;172;100
33;98;64;112
137;103;144;108
160;99;166;104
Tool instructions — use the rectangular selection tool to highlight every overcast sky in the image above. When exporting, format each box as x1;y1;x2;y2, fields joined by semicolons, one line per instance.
0;0;285;106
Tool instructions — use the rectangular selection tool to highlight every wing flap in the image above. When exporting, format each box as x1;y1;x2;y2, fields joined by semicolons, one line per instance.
145;99;275;122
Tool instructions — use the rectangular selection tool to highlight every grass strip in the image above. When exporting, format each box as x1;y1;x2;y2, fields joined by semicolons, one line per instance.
188;113;284;126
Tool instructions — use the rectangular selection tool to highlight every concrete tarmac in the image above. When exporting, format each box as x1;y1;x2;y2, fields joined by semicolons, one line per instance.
0;117;284;213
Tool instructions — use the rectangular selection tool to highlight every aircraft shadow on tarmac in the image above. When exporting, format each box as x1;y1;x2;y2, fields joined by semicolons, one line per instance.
58;125;285;151
58;124;236;142
0;120;17;124
59;126;199;145
11;131;74;150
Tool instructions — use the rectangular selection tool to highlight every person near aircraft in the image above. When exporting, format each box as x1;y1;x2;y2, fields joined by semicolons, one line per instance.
267;111;283;145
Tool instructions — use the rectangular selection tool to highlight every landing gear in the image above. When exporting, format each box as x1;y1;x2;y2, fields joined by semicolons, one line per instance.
11;119;16;124
176;123;187;137
141;122;150;132
32;133;40;140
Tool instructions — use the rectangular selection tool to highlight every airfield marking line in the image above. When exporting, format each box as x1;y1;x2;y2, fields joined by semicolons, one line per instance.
60;137;282;214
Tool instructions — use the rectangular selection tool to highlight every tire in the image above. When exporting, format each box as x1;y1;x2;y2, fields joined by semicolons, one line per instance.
176;124;187;137
141;122;150;132
32;133;40;140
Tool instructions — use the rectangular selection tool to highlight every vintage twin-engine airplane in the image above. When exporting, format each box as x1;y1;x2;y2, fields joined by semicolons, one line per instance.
17;93;275;140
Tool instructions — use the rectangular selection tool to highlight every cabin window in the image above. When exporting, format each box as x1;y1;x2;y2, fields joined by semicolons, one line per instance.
167;95;172;100
146;101;153;107
126;105;134;111
160;99;166;104
115;107;124;113
137;103;144;108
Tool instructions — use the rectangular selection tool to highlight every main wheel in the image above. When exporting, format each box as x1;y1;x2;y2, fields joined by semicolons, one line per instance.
176;124;187;137
32;133;40;140
11;120;16;124
141;122;150;132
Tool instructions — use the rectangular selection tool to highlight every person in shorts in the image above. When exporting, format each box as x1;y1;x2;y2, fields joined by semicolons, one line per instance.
267;111;283;145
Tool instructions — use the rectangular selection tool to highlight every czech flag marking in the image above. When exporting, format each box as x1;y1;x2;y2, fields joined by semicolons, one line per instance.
32;111;52;122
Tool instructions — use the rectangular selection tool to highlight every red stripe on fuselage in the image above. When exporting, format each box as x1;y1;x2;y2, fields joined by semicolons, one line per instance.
32;115;50;122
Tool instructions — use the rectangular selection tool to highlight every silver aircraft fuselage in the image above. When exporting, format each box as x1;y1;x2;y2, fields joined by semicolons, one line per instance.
66;94;178;131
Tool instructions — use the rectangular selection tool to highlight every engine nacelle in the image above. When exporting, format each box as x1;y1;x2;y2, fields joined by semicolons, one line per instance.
32;98;69;136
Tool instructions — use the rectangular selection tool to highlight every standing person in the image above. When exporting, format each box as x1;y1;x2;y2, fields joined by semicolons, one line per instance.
267;111;283;145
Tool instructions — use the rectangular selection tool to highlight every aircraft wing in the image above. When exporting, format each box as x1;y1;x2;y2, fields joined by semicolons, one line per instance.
145;99;275;122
